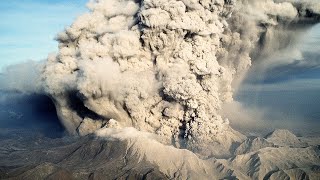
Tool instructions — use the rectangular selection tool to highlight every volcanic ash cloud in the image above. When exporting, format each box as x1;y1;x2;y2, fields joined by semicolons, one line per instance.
41;0;320;157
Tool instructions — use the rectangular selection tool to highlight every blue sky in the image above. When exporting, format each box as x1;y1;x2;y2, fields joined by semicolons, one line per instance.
0;0;88;70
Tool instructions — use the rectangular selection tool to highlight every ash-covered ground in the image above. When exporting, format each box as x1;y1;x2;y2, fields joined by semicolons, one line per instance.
0;124;319;179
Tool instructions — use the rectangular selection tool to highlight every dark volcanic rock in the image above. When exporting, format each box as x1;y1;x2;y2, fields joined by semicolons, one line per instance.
0;130;167;180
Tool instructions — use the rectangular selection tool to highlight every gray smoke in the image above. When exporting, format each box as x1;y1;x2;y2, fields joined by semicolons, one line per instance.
38;0;320;156
0;60;43;94
0;61;65;138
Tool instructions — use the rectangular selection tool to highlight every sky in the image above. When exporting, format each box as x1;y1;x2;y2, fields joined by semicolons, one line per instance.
0;0;88;71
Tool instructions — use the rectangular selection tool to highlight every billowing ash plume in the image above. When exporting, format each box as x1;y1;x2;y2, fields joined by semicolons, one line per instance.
41;0;320;156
